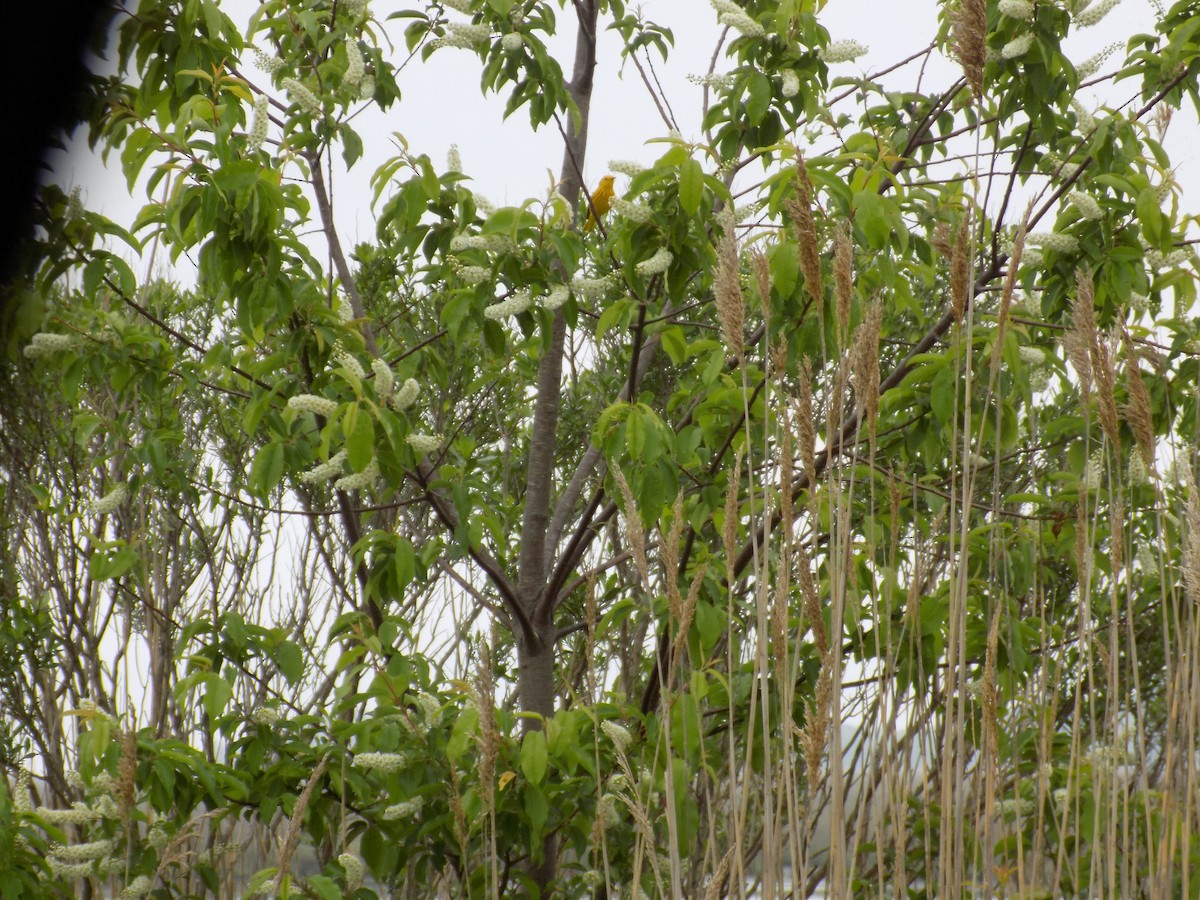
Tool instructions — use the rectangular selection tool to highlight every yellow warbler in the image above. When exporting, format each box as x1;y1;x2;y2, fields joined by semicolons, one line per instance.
583;175;616;232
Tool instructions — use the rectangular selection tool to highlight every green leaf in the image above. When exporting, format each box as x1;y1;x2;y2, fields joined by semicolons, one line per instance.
679;158;703;216
203;674;232;721
853;190;890;250
1136;186;1165;246
345;404;376;470
521;730;548;784
275;641;304;686
930;366;957;426
746;71;772;125
250;441;285;498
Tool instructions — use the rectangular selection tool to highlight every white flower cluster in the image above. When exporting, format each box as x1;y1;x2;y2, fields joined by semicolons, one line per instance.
382;797;424;819
48;859;98;879
686;73;736;90
474;193;496;216
251;877;277;897
601;720;633;752
720;10;765;37
458;265;490;284
484;290;533;320
336;296;355;322
434;22;491;49
391;378;420;411
14;773;31;813
339;853;365;891
597;793;620;828
1071;98;1096;133
780;69;800;98
288;394;339;419
736;200;765;222
1068;191;1103;220
332;343;366;380
542;284;570;311
121;875;153;898
248;94;269;150
253;50;284;74
413;692;441;720
609;160;645;177
343;0;368;15
501;32;523;53
1146;248;1192;269
1083;449;1103;491
1076;43;1119;79
572;275;613;299
1128;452;1149;485
1027;232;1079;254
1076;0;1120;27
819;40;868;64
1018;346;1046;367
1021;248;1044;269
359;74;375;100
1002;32;1035;59
334;457;379;491
406;433;441;455
355;751;406;772
90;484;128;516
36;803;102;826
281;78;322;115
1052;787;1070;806
371;357;394;398
1129;291;1149;314
147;824;168;852
299;449;348;485
442;0;472;12
636;247;673;276
344;38;364;86
51;839;113;863
611;197;652;224
998;0;1034;18
998;797;1035;816
252;706;282;725
447;144;462;173
23;331;78;359
450;233;513;254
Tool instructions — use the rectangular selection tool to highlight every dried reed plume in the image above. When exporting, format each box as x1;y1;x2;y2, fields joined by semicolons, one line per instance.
950;211;972;322
613;465;651;592
752;247;771;319
1183;467;1200;605
715;207;746;363
1120;327;1156;469
476;645;499;812
661;492;686;622
991;208;1029;376
953;0;987;100
1109;492;1124;578
116;727;137;827
1076;270;1121;446
835;225;854;341
787;154;824;309
276;754;329;884
722;449;744;584
852;295;883;442
1065;269;1096;402
796;357;817;511
797;540;827;655
801;650;834;787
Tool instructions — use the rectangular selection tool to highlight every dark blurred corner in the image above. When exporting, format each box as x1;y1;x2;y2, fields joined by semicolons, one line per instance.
1;1;112;350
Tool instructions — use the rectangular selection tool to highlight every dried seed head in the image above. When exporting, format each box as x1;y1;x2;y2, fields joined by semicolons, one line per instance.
951;211;972;322
715;206;745;363
952;0;988;99
1121;328;1155;470
788;154;824;309
834;225;854;341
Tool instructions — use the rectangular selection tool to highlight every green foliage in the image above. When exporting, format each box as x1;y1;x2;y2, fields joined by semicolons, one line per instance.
4;0;1200;896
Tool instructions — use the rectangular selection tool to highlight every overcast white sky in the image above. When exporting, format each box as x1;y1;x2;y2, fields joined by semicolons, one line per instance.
51;0;1190;285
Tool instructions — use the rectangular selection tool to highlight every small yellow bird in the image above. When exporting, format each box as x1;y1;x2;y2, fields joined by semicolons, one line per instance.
583;175;616;232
